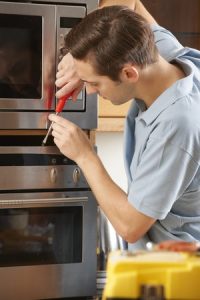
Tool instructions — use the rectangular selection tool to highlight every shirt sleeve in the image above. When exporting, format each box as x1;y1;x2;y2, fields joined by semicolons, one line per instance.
128;122;199;220
151;24;184;61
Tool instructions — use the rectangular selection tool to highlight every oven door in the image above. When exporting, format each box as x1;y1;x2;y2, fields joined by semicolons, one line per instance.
0;191;97;299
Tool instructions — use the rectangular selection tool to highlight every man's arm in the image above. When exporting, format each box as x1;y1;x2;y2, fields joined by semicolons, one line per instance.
48;114;156;243
99;0;136;11
99;0;157;25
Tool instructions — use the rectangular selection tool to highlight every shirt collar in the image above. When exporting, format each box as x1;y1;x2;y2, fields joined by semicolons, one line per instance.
136;59;194;126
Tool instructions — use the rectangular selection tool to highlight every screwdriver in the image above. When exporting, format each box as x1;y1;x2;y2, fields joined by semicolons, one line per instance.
42;91;74;146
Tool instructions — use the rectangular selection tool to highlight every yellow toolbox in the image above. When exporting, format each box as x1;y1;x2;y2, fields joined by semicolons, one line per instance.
102;250;200;300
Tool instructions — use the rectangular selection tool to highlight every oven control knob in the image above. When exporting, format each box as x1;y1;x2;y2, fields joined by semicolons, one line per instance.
73;167;81;185
50;167;58;183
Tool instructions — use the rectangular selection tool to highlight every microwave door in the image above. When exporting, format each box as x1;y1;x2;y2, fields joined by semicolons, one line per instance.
56;5;86;112
0;2;56;111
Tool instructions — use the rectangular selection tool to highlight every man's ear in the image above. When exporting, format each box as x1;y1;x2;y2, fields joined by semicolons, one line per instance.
121;65;139;83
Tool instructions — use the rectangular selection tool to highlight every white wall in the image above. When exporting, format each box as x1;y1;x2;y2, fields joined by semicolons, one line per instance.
96;131;127;192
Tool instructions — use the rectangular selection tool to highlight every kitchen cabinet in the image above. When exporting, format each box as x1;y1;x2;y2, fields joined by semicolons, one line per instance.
98;0;200;131
98;98;131;131
143;0;200;49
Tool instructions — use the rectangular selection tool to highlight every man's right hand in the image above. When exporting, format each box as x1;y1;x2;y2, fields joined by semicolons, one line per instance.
55;52;84;101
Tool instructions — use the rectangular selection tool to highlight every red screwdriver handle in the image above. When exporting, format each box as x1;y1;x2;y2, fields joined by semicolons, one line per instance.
56;91;74;113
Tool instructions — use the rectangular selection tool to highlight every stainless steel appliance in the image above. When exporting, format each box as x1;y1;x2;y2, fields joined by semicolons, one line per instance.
0;0;97;129
0;136;97;300
96;208;128;298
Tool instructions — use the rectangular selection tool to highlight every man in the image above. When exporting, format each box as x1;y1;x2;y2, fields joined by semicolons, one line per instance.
49;0;200;250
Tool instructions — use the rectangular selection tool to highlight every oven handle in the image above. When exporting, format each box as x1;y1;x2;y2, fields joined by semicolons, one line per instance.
0;196;88;209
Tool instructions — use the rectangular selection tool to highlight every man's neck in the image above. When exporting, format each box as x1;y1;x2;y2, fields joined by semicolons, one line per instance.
136;55;186;108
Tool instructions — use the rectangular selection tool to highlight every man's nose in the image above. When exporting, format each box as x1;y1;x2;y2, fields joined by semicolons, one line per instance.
85;83;98;94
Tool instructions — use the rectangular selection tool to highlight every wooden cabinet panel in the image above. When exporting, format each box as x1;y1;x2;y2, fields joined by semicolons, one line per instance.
98;97;131;117
143;0;200;50
175;34;200;50
143;0;200;33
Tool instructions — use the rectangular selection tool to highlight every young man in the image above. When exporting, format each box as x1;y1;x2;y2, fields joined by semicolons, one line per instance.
49;1;200;250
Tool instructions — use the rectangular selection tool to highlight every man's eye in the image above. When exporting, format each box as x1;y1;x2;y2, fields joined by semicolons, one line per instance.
90;82;98;87
84;81;98;88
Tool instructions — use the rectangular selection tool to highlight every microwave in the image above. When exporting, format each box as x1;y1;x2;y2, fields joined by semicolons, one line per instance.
0;0;97;129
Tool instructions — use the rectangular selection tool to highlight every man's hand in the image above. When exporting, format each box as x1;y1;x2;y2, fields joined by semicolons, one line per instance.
49;114;95;166
99;1;156;25
55;53;84;101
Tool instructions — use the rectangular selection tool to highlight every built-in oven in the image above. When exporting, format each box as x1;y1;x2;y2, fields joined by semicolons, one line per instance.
0;139;97;300
0;0;97;129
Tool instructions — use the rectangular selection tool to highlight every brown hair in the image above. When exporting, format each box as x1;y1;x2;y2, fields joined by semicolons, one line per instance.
64;5;158;81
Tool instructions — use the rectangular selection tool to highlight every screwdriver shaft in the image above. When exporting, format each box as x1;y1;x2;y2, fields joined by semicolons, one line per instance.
42;112;58;146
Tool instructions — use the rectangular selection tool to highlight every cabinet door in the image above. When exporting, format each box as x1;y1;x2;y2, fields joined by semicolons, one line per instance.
98;97;131;117
143;0;200;49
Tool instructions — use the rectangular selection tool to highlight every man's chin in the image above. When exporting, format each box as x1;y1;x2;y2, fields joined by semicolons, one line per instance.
99;94;104;98
111;102;121;106
100;95;109;101
100;95;120;105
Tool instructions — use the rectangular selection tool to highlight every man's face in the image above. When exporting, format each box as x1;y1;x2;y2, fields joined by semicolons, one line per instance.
74;58;135;105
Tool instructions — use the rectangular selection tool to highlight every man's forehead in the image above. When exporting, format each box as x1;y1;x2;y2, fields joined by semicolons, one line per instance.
74;59;94;72
74;58;99;80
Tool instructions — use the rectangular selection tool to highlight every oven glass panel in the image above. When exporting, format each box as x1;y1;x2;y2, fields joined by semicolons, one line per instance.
0;206;82;267
0;14;42;99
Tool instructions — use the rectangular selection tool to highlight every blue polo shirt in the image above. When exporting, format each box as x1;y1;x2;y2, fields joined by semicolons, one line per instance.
124;25;200;246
